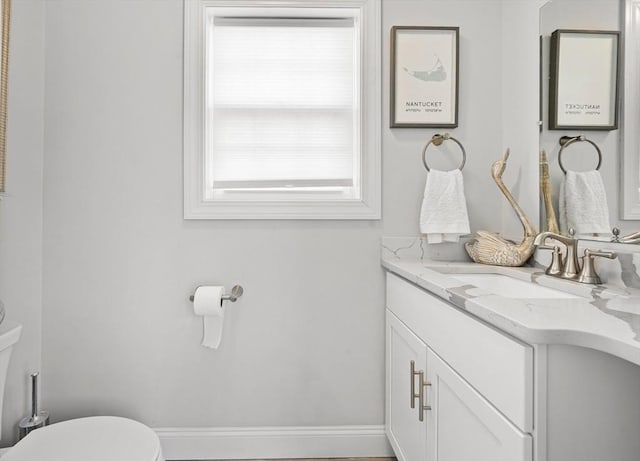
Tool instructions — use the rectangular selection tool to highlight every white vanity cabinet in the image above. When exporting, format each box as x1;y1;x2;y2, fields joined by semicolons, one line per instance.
426;347;532;461
385;273;533;461
386;311;428;461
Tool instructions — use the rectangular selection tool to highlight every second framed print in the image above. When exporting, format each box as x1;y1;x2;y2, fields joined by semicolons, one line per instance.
390;26;459;128
549;29;620;130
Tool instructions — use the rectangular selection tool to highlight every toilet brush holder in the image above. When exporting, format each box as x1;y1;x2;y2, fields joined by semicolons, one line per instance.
18;372;49;440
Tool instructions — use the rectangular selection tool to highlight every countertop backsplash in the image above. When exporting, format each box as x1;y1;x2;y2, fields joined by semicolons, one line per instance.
384;236;640;291
382;236;472;263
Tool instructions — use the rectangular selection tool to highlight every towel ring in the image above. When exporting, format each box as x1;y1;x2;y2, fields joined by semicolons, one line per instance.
422;133;466;172
557;135;602;174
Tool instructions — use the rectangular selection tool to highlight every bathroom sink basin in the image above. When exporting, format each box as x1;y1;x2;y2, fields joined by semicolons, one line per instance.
450;273;581;299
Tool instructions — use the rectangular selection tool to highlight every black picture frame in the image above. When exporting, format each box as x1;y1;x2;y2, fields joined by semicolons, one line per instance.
390;26;459;128
549;29;620;131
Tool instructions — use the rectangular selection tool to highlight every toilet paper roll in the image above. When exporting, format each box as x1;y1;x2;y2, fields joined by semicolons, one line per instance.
193;286;226;349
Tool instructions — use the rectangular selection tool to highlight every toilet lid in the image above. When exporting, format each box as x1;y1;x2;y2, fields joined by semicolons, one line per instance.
3;416;163;461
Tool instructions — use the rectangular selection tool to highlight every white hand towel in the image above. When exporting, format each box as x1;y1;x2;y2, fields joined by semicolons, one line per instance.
420;169;470;244
559;170;611;237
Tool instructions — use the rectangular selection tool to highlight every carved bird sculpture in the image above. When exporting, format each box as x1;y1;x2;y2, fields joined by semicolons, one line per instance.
539;149;559;234
465;149;538;266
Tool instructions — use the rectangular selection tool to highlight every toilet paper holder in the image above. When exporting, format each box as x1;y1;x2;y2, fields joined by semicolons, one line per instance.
189;285;244;303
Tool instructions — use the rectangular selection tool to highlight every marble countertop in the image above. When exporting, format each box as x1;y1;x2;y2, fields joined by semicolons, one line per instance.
382;253;640;367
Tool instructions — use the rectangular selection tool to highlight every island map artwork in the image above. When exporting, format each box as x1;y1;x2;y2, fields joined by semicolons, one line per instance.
393;27;458;127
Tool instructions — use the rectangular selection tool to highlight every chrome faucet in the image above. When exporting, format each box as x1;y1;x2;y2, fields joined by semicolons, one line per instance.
533;230;617;284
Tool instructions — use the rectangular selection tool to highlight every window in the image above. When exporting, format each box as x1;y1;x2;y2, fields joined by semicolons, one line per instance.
184;0;380;219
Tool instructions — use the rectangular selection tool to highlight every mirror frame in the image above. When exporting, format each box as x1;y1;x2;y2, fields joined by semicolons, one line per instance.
622;0;640;218
0;0;10;193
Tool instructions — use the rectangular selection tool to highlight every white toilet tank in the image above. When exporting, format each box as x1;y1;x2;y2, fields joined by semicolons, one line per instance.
0;321;22;436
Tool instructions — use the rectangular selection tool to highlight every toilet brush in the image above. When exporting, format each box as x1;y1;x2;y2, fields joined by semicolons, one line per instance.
18;372;49;439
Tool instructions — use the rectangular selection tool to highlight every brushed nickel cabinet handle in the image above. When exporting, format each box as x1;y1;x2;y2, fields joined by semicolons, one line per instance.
410;360;420;409
418;370;432;422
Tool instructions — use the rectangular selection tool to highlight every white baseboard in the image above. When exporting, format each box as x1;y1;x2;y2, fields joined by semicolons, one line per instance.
154;425;393;460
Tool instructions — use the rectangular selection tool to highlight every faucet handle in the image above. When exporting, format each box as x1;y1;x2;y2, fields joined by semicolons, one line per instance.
577;249;617;284
585;249;617;259
537;245;564;276
612;227;620;242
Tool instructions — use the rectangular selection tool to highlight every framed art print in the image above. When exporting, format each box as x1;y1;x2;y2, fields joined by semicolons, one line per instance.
549;29;620;130
390;26;459;128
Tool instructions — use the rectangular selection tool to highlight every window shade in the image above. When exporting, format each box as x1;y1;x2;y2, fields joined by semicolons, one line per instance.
206;15;359;190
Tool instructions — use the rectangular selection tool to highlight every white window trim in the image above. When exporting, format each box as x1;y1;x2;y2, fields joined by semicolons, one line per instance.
183;0;381;220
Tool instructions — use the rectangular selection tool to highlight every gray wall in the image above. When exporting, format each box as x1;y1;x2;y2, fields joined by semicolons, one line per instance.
0;0;45;445
0;0;535;442
41;0;386;428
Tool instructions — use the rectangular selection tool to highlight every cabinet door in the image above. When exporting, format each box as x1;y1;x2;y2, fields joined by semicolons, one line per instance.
386;310;428;461
426;348;532;461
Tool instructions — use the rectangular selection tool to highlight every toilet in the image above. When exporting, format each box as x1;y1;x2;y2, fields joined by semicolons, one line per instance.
0;321;164;461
